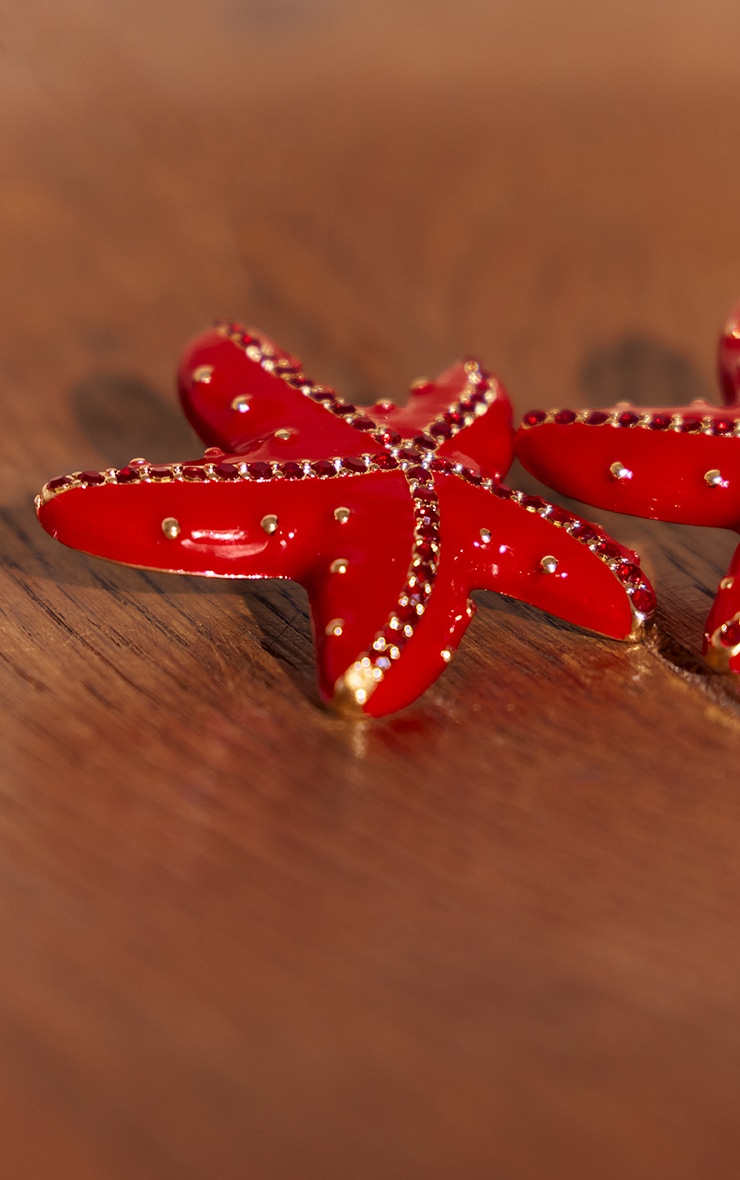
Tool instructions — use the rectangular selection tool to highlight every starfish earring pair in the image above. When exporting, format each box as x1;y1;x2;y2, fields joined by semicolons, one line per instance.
516;303;740;673
36;322;655;717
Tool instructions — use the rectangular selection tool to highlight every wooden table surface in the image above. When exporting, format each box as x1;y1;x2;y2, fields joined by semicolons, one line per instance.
3;2;740;1176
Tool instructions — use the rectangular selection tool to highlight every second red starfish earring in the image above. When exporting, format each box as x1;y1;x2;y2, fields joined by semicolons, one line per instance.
516;302;740;672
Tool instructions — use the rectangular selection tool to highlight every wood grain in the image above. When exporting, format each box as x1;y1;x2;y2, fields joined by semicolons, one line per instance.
3;2;740;1176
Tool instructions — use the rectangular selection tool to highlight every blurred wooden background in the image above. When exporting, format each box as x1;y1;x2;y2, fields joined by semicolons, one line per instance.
3;1;740;1176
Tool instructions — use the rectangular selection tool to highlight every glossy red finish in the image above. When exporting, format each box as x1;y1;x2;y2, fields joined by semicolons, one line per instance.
515;301;740;672
36;323;654;716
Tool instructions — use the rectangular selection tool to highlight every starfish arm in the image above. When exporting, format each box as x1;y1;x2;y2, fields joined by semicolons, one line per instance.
437;477;654;642
179;326;384;460
719;303;740;406
703;540;740;672
370;359;513;480
516;409;740;528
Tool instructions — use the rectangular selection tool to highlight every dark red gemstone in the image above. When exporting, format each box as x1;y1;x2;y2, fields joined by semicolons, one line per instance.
521;494;546;511
468;388;488;406
377;430;401;447
309;459;335;477
429;421;453;440
415;522;439;540
412;562;437;586
569;521;598;543
400;446;424;463
342;456;368;473
680;416;703;433
719;621;740;647
415;538;437;560
181;465;208;480
443;410;464;427
115;466;139;483
648;414;673;431
712;418;736;435
615;562;643;587
383;624;407;649
47;475;74;490
585;410;609;425
631;586;656;614
372;452;399;470
493;484;514;499
215;461;241;479
617;411;640;427
396;602;420;627
334;403;356;416
287;375;309;389
413;486;437;502
413;434;437;450
431;456;453;473
554;409;577;425
461;468;483;485
149;465;173;480
79;470;105;485
249;461;274;480
407;465;432;483
281;461;304;480
594;540;624;561
546;504;571;524
523;409;547;426
351;414;375;430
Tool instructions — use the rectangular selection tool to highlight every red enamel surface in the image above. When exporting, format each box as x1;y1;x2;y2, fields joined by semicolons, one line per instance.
515;299;740;673
37;323;654;716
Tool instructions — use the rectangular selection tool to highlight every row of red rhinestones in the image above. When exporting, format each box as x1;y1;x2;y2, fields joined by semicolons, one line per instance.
522;408;740;435
361;466;442;679
490;485;656;617
217;322;500;453
216;322;380;434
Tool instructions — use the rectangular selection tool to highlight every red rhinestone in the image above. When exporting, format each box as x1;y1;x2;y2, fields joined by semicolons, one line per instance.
461;468;483;485
615;562;643;587
47;475;74;490
400;446;424;462
521;494;546;511
413;486;437;502
648;414;672;431
342;456;367;473
431;456;453;473
413;434;437;450
594;540;623;561
712;418;736;435
79;470;106;485
680;416;703;433
617;411;640;427
430;421;453;440
407;465;432;483
631;586;656;614
115;466;139;483
396;602;420;627
149;465;173;480
215;461;241;479
569;521;598;543
377;430;401;447
310;459;336;478
413;562;437;585
585;410;609;425
545;504;571;524
287;375;309;389
415;538;437;560
351;415;375;430
443;410;464;427
372;453;399;470
493;484;514;499
554;409;577;425
382;624;407;649
719;621;740;647
249;461;274;480
523;409;547;426
334;403;356;416
281;461;304;480
415;522;439;540
468;388;487;406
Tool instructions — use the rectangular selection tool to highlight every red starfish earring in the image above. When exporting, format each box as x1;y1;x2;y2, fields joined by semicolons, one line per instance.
516;303;740;672
36;322;655;717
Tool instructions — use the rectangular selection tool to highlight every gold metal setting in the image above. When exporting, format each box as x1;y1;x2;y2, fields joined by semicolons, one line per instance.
193;365;214;384
260;514;279;535
704;469;728;488
325;618;345;637
609;460;632;481
539;555;559;574
274;428;295;441
479;527;491;544
721;576;735;591
231;395;251;413
330;558;349;574
333;506;351;523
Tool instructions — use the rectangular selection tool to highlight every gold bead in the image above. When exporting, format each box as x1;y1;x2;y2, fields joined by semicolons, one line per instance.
334;506;351;523
540;554;559;574
231;395;250;413
721;576;735;591
274;428;295;441
193;365;214;384
330;558;349;574
260;514;279;535
161;517;181;540
609;461;632;481
704;469;727;488
480;527;491;544
325;618;345;637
